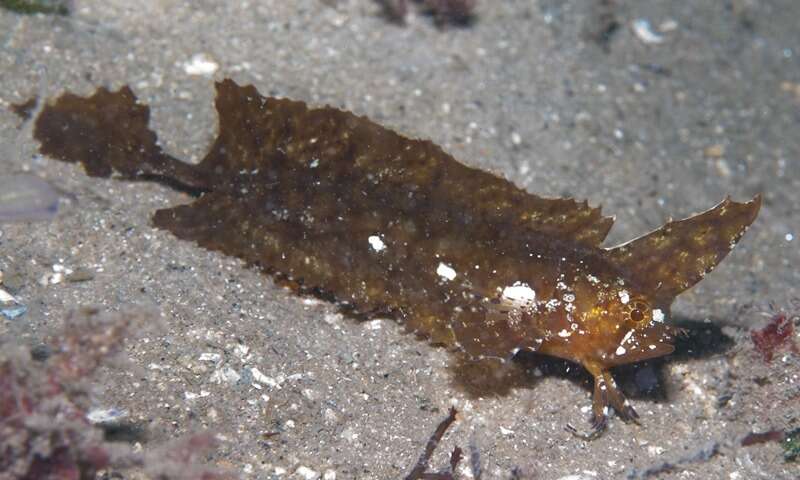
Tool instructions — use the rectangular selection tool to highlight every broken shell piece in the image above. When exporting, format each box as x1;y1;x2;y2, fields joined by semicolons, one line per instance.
0;287;27;320
631;19;665;44
86;407;128;425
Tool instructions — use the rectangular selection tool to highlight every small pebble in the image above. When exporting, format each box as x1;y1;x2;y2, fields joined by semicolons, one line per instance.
66;267;95;283
704;144;726;158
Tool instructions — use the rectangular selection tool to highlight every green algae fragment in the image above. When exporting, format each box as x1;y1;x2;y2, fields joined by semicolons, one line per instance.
0;0;70;15
785;428;800;462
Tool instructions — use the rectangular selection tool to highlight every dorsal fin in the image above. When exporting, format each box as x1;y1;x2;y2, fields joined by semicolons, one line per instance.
199;79;614;246
604;195;761;306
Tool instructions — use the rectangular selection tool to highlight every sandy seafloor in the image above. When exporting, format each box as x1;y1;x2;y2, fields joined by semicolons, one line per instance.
1;1;799;479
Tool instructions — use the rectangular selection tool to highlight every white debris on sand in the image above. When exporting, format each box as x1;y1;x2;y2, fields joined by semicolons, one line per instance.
631;19;665;44
181;53;219;76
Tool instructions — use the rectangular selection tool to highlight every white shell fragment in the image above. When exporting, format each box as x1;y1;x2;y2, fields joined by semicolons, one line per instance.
181;53;219;76
631;19;665;45
86;407;128;425
199;352;221;362
210;366;241;384
0;288;15;304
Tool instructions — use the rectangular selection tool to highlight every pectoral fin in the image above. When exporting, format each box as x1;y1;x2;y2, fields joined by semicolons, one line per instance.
604;195;761;305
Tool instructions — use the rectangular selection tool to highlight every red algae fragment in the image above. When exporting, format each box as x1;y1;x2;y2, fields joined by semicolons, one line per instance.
30;79;761;438
750;313;799;362
0;307;232;479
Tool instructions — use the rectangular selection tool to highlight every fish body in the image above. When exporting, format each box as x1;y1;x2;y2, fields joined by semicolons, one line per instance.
30;80;761;436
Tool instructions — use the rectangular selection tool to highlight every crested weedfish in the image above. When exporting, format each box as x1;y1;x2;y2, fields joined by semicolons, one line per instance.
29;80;761;438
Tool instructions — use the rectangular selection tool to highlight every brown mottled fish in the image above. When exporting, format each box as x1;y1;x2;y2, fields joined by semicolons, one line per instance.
30;80;761;437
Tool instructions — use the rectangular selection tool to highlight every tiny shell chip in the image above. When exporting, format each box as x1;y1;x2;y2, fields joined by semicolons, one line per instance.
86;407;129;425
1;304;27;320
0;174;61;223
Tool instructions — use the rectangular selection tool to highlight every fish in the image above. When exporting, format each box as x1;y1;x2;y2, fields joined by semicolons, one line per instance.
29;79;761;438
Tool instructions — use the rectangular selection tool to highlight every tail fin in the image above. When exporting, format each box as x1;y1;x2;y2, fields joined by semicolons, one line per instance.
604;195;761;306
33;86;208;191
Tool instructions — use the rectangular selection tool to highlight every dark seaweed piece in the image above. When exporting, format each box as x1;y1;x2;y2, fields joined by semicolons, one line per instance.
32;79;761;437
421;0;476;26
0;0;69;15
625;441;719;479
376;0;408;22
741;428;800;462
404;407;461;480
376;0;476;26
785;428;800;462
741;429;784;447
750;313;799;362
582;0;619;52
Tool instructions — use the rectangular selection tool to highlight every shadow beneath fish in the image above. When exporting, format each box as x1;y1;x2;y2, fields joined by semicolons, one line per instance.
450;316;734;406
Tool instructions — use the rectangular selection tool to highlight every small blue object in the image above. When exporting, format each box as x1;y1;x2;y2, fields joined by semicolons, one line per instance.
0;174;61;223
1;304;27;320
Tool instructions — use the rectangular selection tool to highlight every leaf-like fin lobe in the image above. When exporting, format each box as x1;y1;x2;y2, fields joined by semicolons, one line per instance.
33;86;209;191
604;195;761;305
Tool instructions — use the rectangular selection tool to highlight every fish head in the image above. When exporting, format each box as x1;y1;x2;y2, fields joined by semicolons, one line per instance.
579;283;677;366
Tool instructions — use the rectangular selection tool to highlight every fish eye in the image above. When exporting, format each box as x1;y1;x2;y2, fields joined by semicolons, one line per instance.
627;300;650;323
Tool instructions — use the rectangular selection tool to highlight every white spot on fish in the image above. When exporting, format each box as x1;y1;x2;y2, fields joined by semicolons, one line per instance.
545;299;561;312
436;262;457;281
502;282;536;303
586;274;600;285
563;293;576;303
556;281;568;290
558;329;572;338
652;308;665;323
618;290;630;304
649;344;657;350
621;329;635;345
616;346;626;356
368;235;386;252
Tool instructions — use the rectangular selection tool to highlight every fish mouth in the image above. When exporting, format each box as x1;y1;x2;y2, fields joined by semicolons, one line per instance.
608;322;677;366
